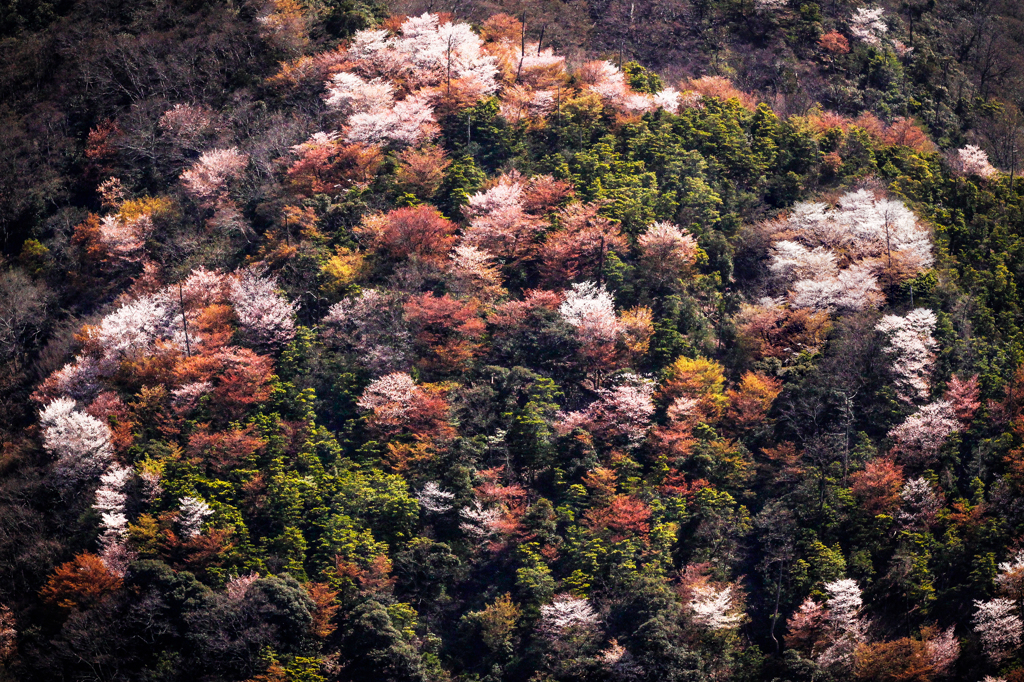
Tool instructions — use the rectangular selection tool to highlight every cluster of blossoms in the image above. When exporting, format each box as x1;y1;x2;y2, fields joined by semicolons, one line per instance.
887;376;978;464
556;372;656;446
850;7;887;46
875;308;938;403
33;267;297;573
767;189;933;312
950;145;999;179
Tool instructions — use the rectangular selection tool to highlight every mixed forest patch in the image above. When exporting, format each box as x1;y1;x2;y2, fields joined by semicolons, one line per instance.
3;2;1024;681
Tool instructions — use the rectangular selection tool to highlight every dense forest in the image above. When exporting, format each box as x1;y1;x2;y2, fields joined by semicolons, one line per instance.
3;0;1024;680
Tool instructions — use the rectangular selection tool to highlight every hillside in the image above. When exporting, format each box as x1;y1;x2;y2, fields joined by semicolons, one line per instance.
2;2;1024;681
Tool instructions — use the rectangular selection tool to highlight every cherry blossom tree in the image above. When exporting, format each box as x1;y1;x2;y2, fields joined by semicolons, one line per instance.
357;372;419;419
559;281;623;345
541;202;627;286
229;268;297;348
462;177;545;263
767;189;932;310
951;145;999;179
889;399;959;463
180;148;248;202
876;308;938;403
689;584;742;630
898;476;942;527
324;72;395;114
159;103;215;146
638;221;699;287
416;482;455;513
97;213;152;262
788;262;882;311
345;92;439;146
447;244;506;301
459;501;502;537
322;289;411;375
177;496;213;539
924;626;960;676
539;594;600;638
93;464;134;575
39;398;114;488
226;571;260;600
354;205;458;263
850;7;887;46
556;374;656;446
996;551;1024;603
973;598;1023;662
816;578;868;671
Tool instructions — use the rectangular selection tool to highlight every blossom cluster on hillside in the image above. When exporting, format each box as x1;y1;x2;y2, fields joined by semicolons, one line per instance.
3;5;1024;682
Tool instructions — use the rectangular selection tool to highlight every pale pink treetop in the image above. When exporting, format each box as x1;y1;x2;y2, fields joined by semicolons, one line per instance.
996;550;1024;604
324;72;395;114
770;190;932;312
94;463;134;575
180;148;248;201
898;476;942;526
688;584;742;630
559;281;623;345
346;13;498;93
951;145;999;179
228;268;297;348
639;221;699;269
539;594;600;638
816;578;868;671
876;308;938;403
357;372;419;421
925;626;960;675
973;597;1023;662
39;398;114;487
177;496;213;540
448;244;505;300
345;91;438;146
888;399;959;462
322;289;411;374
557;374;656;445
850;7;887;46
226;572;260;600
98;214;153;262
458;500;502;538
416;482;456;513
788;261;881;311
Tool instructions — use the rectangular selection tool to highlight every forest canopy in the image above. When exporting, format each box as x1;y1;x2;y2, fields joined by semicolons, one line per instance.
3;0;1024;681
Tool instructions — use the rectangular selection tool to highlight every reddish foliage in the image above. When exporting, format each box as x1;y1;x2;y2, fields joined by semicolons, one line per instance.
736;305;831;360
883;118;935;153
39;553;123;609
395;146;451;197
85;120;122;176
725;372;783;431
355;205;458;263
850;458;905;516
583;495;651;542
853;636;939;682
819;31;851;55
521;175;574;215
945;374;980;422
212;348;276;421
404;293;486;373
685;76;758;111
168;528;234;577
305;582;341;638
187;425;265;473
540;202;627;286
650;422;698;461
287;139;382;196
